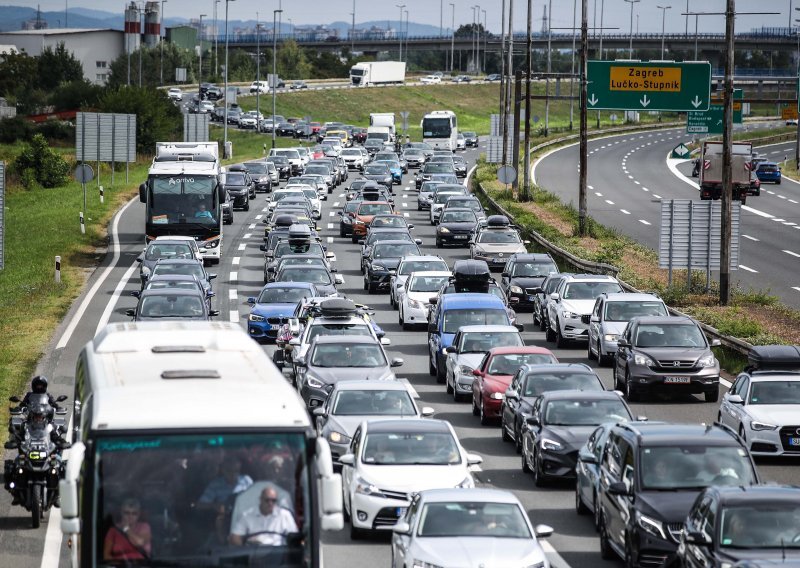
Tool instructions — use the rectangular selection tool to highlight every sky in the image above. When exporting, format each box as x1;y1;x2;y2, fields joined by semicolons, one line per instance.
21;0;795;34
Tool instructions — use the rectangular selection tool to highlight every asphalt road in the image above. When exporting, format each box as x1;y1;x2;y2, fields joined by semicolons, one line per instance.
534;122;800;308
2;134;798;568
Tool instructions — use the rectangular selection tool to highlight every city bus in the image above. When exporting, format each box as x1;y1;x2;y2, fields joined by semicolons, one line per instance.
139;142;225;264
60;322;343;567
421;110;458;152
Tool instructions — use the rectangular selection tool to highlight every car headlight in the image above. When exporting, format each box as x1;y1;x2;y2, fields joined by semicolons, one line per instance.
455;476;473;488
603;333;619;342
750;421;778;431
634;352;656;366
305;375;325;389
355;476;387;498
437;226;450;233
354;219;365;225
458;365;474;376
561;310;577;319
489;392;504;400
248;313;265;322
697;353;717;368
328;430;351;444
342;216;352;224
541;438;563;451
371;263;386;271
635;511;667;540
409;298;424;309
510;285;523;294
413;561;444;568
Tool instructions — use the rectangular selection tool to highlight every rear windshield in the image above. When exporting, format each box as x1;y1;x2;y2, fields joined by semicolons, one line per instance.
522;371;603;397
442;309;509;334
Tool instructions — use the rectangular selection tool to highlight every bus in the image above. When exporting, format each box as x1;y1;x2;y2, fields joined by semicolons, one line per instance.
421;110;458;152
60;322;343;567
138;143;225;265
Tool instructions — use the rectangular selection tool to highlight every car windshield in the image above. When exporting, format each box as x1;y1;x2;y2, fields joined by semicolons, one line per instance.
604;301;668;321
748;380;800;405
145;243;194;261
279;257;326;270
302;189;317;200
441;211;477;223
332;390;416;416
410;275;450;292
244;163;267;174
273;191;303;202
522;371;603;397
435;193;460;205
310;343;386;368
417;502;531;538
358;204;393;216
719;505;800;549
420;183;443;194
443;309;509;334
634;324;706;348
460;332;522;353
306;323;371;345
152;263;205;280
278;268;331;285
544;399;631;426
371;216;406;228
368;232;412;245
510;261;557;277
365;165;389;175
640;446;755;490
425;164;454;174
463;132;477;137
139;295;205;318
487;353;558;375
146;281;200;292
362;432;461;465
373;243;419;258
274;242;324;257
448;199;482;211
305;166;329;175
562;281;623;300
399;260;449;275
257;286;311;304
477;231;521;244
342;149;361;156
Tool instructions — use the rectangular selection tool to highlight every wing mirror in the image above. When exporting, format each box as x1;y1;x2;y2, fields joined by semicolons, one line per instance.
334;274;344;285
247;297;256;305
208;273;217;280
578;448;597;465
617;338;630;348
685;531;710;546
380;337;391;346
130;290;140;298
710;338;721;347
420;407;434;417
504;388;518;400
534;524;554;538
393;521;411;534
445;345;458;354
390;358;404;367
338;454;355;466
427;322;437;333
466;453;483;466
526;416;540;427
125;309;136;318
727;394;744;405
607;481;631;496
209;309;220;317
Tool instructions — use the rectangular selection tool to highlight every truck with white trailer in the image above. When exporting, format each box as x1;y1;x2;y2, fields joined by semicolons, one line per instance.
349;61;406;87
699;140;751;205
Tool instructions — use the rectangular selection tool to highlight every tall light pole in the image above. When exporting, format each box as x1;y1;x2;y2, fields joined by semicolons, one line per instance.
473;5;481;74
685;0;689;36
138;2;143;87
449;3;455;72
351;0;355;53
624;0;640;58
440;0;444;37
545;0;552;135
657;5;671;59
272;8;282;149
160;0;167;85
198;13;206;89
599;0;605;57
288;18;293;38
213;0;219;77
404;9;409;61
569;0;577;129
482;9;487;72
396;4;405;61
223;0;233;157
256;17;262;122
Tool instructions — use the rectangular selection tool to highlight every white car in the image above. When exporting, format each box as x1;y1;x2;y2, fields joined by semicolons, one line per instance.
237;111;259;129
339;418;482;539
545;274;623;347
285;184;322;219
268;188;307;211
198;100;215;114
167;87;182;101
399;271;452;330
249;80;270;94
444;325;524;401
389;255;449;309
340;148;366;170
391;488;553;568
420;75;442;84
292;174;327;198
430;191;464;225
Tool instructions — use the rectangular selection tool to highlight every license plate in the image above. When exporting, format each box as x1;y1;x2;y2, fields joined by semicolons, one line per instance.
270;324;281;330
528;295;536;301
454;235;468;239
396;507;407;517
664;376;691;384
789;438;800;447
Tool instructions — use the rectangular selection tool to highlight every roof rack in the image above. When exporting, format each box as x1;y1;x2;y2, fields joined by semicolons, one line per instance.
486;214;510;228
745;345;800;373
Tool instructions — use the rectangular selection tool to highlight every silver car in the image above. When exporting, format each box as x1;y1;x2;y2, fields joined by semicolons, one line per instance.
391;488;553;568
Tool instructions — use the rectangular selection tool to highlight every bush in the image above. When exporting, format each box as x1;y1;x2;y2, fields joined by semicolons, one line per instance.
0;116;33;144
13;134;70;189
36;119;74;142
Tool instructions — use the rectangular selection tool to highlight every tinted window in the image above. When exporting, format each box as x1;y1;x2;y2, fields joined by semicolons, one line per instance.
634;323;706;348
544;399;631;426
604;301;668;321
362;432;460;465
460;332;522;352
522;371;603;397
442;309;509;333
332;390;415;416
257;286;311;304
477;231;521;244
310;343;386;368
399;260;449;275
417;502;531;538
562;281;623;300
487;353;557;375
640;446;755;490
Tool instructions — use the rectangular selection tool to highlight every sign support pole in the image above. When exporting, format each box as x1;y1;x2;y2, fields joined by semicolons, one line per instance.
720;0;734;306
578;0;588;236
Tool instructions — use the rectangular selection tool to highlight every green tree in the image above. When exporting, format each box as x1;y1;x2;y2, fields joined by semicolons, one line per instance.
307;50;350;79
106;43;197;89
225;48;256;82
13;133;70;189
37;43;84;91
98;87;182;154
277;40;312;79
0;51;38;102
49;80;105;111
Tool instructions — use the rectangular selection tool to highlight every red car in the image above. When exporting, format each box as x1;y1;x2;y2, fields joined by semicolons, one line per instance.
471;346;558;425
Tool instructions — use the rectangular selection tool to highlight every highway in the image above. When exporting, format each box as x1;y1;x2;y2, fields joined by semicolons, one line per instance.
534;123;800;308
2;133;798;568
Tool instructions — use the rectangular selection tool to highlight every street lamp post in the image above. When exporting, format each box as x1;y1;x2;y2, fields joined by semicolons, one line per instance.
288;18;293;38
404;10;409;61
160;0;167;85
198;13;206;89
272;9;282;149
213;0;219;77
482;9;487;72
138;2;143;87
624;0;640;58
657;5;671;58
449;3;455;72
396;4;405;61
440;0;443;37
599;0;605;57
256;16;261;122
474;5;481;74
351;0;355;53
223;0;233;157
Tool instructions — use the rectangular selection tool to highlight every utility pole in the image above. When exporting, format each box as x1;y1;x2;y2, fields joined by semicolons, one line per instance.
213;0;219;77
500;0;507;122
570;0;577;129
351;0;355;53
523;0;532;201
544;0;552;136
199;14;205;89
720;0;735;305
396;4;405;61
138;3;143;87
483;9;487;72
272;8;282;149
624;0;640;58
440;0;443;37
450;3;455;72
502;0;514;168
223;0;233;157
579;0;588;236
256;16;261;122
512;70;522;196
160;0;167;85
657;5;671;59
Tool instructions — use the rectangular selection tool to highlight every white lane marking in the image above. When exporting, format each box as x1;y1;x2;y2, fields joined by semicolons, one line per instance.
255;214;263;219
404;212;410;217
333;201;340;207
338;193;345;197
327;236;334;243
790;199;799;204
541;541;572;568
229;288;238;300
398;378;419;398
402;202;408;208
56;197;137;349
627;175;634;179
742;234;759;241
639;219;651;225
784;250;800;258
773;218;786;223
653;194;662;199
230;271;238;283
229;310;239;322
238;243;246;251
605;199;615;205
243;233;252;239
739;265;758;273
767;190;775;195
595;192;603;197
248;223;256;229
232;257;241;265
261;207;269;212
793;287;800;292
402;194;408;199
327;223;334;229
785;222;797;226
620;209;631;214
642;187;648;191
329;211;336;217
634;180;640;185
588;185;594;190
94;261;138;336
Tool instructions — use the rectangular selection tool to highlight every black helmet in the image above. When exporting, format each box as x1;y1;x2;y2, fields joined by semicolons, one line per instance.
31;376;48;394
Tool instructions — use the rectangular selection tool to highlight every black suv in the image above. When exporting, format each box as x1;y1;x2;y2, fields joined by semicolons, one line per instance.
677;485;800;568
597;422;759;568
500;253;558;311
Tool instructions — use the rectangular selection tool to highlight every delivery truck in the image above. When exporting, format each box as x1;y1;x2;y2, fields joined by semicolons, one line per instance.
349;61;406;87
699;140;751;205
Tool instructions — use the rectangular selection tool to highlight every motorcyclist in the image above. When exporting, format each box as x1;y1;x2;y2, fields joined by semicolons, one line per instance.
7;376;68;450
15;376;62;413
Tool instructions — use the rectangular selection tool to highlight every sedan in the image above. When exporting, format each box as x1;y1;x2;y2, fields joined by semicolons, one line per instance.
575;422;616;528
147;258;216;297
290;80;308;90
389;255;450;309
520;390;634;486
436;208;479;248
391;489;553;568
246;282;317;342
420;75;442;84
276;122;296;136
126;288;219;321
462;131;479;147
363;163;394;189
274;265;343;298
242;161;273;193
339;419;482;538
398;271;452;330
223;171;255;210
364;241;422;294
137;240;197;288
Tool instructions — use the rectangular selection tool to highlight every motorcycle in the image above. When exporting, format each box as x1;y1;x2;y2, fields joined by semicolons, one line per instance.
4;394;69;528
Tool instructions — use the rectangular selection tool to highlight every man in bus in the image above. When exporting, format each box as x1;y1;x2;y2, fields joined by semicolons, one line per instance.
229;487;298;546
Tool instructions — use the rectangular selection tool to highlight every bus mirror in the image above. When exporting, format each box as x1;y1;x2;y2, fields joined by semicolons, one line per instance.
59;441;85;521
217;183;225;202
138;183;147;203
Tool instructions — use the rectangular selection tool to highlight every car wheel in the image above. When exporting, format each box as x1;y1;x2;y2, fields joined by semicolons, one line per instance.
532;448;547;487
587;338;597;361
624;371;639;402
625;536;637;568
593;491;602;530
436;358;446;384
598;347;612;367
739;425;747;442
599;517;615;560
472;394;480;416
445;372;453;394
514;424;522;454
350;522;363;540
576;481;590;515
366;281;374;294
556;321;568;348
705;388;719;403
436;239;442;248
244;201;250;211
521;441;531;473
501;415;512;442
452;384;461;402
363;279;368;291
539;311;547;332
389;292;395;308
545;321;556;343
351;235;358;244
340;227;346;238
398;306;403;324
479;398;491;426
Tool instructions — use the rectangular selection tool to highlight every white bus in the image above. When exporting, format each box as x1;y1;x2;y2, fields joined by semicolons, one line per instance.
421;110;458;152
60;322;342;567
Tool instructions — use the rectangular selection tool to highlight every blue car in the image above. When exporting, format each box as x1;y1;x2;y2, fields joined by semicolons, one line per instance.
247;282;317;342
376;159;403;185
755;162;781;185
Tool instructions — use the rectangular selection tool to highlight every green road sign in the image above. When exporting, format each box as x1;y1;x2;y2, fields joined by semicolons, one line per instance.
686;90;743;134
671;143;691;159
587;60;711;112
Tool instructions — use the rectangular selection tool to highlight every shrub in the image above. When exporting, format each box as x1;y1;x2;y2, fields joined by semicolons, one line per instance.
13;134;70;189
0;116;33;144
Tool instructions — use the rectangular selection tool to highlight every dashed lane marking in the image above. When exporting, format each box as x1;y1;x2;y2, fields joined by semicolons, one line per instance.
783;250;800;258
255;214;263;219
238;244;246;251
639;219;651;225
232;257;241;265
620;209;631;214
229;310;238;323
605;199;615;205
229;271;238;283
248;223;256;229
243;233;252;239
742;234;759;241
228;289;238;300
327;223;334;229
739;265;758;273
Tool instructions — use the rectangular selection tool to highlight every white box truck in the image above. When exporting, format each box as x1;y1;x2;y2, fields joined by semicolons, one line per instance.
367;112;396;142
349;61;406;87
699;140;752;205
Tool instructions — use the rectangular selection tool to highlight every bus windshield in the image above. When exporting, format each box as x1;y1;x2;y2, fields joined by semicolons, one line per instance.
422;118;452;138
94;432;311;566
149;175;218;226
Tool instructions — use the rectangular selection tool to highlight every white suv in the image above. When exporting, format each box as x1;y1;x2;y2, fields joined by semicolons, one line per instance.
545;274;624;348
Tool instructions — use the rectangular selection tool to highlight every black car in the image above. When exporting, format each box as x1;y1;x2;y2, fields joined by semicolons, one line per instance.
221;189;234;224
359;228;419;270
436;208;478;248
363;240;421;294
520;390;634;486
597;423;759;568
338;199;362;237
462;131;479;147
500;363;605;452
500;253;558;310
223;170;255;210
126;288;219;321
266;156;291;180
363;138;385;156
485;74;501;82
242;161;273;193
294;122;313;139
226;108;242;125
362;163;393;190
276;122;296;136
677;485;800;568
274;265;341;298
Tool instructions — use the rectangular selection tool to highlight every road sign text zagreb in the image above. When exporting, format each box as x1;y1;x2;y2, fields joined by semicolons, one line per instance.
609;66;681;92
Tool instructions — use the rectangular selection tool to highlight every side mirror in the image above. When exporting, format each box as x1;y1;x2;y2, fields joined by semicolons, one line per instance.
393;521;411;534
289;337;301;346
685;531;710;546
578;448;597;465
472;369;484;377
208;273;217;280
534;524;554;538
312;407;326;417
358;239;365;245
617;338;630;348
414;239;423;245
130;290;140;298
380;337;391;346
56;395;68;402
607;481;631;496
727;394;744;405
334;274;344;285
125;309;136;317
509;297;520;305
408;224;414;229
420;406;435;417
209;310;220;317
445;345;458;354
247;297;256;305
138;182;147;203
501;272;510;278
338;454;355;466
710;338;721;347
523;240;531;245
259;244;268;252
526;416;540;427
207;291;216;298
515;324;525;332
326;252;336;260
390;358;404;368
550;292;560;301
504;388;518;400
136;255;143;263
429;297;439;305
466;453;483;466
9;395;21;403
428;322;437;333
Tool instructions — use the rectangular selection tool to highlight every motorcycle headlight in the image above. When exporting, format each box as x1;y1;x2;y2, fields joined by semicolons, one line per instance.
541;438;563;451
634;352;656;366
458;365;474;376
604;333;619;342
328;430;350;444
354;219;365;225
455;476;473;488
750;421;778;431
697;353;717;368
635;511;667;540
355;476;387;498
510;285;523;294
305;375;325;389
437;226;450;233
248;313;265;322
490;392;504;400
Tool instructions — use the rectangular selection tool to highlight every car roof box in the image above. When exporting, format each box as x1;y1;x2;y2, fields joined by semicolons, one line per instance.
319;298;357;318
274;215;297;228
288;224;312;240
451;259;491;293
746;345;800;372
486;214;510;227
